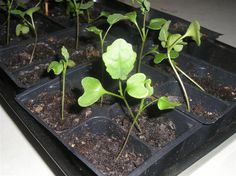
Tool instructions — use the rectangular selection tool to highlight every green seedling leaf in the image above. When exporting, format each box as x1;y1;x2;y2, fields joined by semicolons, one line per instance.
159;20;171;41
184;20;201;46
79;1;94;10
107;13;126;25
167;33;184;52
127;73;153;99
11;9;24;17
86;26;102;36
125;11;137;25
78;77;107;107
148;18;167;30
47;61;63;75
16;23;29;36
159;20;171;48
61;46;69;60
102;38;136;80
68;60;76;68
98;11;110;18
154;50;179;64
157;96;181;110
25;6;40;17
137;0;150;13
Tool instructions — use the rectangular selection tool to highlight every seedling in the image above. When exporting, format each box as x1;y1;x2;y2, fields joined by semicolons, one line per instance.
11;4;40;63
126;0;167;72
78;38;180;159
154;20;204;111
1;0;14;45
87;12;130;55
47;46;76;120
56;0;94;50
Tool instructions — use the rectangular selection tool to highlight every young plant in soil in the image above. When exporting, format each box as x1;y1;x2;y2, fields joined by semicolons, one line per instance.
47;46;76;120
127;0;167;72
78;38;180;159
11;4;40;63
154;20;204;111
0;0;14;45
56;0;94;50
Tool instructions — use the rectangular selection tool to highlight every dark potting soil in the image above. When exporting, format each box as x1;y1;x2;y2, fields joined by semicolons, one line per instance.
25;91;115;133
166;95;221;123
67;131;146;176
111;107;176;149
188;74;236;102
0;14;61;47
25;90;92;133
1;42;55;70
149;60;236;102
1;33;100;83
15;62;49;87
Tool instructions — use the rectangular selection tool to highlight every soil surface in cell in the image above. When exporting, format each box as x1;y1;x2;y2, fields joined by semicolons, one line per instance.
67;130;147;176
167;95;221;123
0;13;62;47
110;105;177;148
25;91;114;133
15;62;49;87
188;74;236;102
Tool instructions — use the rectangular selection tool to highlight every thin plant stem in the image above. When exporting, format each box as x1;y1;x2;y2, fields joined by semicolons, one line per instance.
167;50;190;112
175;64;205;92
61;65;67;120
29;16;37;63
136;12;147;73
116;99;145;161
75;14;79;50
7;0;13;45
119;81;142;132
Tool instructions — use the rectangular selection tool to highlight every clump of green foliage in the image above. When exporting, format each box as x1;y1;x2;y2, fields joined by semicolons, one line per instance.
129;0;203;111
154;20;204;111
11;4;40;63
78;38;180;159
48;46;76;120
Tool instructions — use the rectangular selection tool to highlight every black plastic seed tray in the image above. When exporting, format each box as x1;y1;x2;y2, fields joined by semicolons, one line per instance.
15;61;202;176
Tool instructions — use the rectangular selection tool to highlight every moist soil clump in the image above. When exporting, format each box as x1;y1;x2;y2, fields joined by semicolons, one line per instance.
67;131;146;176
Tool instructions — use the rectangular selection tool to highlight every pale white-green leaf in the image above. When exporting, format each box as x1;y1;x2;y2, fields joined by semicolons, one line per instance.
107;13;126;25
47;61;63;75
61;46;69;61
167;34;183;52
157;96;181;110
125;11;137;25
127;73;153;99
159;20;171;42
78;77;107;107
184;20;201;46
68;60;76;68
86;26;102;36
15;23;29;36
25;6;40;17
148;18;167;30
102;38;136;80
